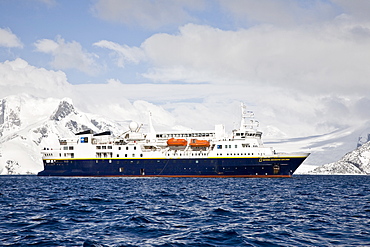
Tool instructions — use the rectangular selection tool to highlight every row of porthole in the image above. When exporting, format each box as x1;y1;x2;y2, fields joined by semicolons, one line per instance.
96;146;137;151
118;146;137;151
166;153;207;156
216;153;254;156
115;153;144;158
96;146;113;150
215;153;267;156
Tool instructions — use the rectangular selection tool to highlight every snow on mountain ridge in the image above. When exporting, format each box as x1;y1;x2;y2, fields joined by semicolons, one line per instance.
0;94;123;174
50;98;77;121
0;94;60;137
0;97;21;134
310;140;370;175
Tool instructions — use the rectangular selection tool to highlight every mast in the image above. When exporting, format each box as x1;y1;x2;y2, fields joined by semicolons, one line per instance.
240;103;259;132
147;111;156;141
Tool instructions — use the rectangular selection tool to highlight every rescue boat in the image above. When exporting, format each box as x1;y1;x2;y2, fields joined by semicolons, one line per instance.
167;138;187;146
189;139;210;147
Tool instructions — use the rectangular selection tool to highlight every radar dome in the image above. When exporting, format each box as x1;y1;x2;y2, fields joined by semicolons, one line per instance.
129;121;139;132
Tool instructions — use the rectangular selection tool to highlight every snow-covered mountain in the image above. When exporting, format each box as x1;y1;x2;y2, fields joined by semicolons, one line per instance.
1;93;369;175
0;94;124;174
309;140;370;175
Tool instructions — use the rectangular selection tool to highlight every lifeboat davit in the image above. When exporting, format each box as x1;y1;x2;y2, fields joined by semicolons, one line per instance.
167;138;187;146
189;139;210;147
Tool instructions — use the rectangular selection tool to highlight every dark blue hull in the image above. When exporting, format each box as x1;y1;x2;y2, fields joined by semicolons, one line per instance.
38;156;308;177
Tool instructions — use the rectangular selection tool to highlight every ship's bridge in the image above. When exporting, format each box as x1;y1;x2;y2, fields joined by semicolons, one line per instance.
233;130;262;139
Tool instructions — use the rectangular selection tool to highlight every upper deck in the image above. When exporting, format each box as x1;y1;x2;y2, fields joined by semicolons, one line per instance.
41;103;288;161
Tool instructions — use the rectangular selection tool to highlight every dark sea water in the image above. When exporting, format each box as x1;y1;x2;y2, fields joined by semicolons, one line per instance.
1;176;370;247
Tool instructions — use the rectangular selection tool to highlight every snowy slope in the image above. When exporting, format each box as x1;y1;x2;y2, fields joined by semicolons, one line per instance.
264;124;369;174
309;141;370;175
0;94;124;174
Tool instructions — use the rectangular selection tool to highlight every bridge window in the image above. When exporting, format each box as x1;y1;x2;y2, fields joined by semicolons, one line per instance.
217;145;222;149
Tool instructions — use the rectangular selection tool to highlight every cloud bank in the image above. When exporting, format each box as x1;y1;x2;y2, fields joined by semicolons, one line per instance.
96;20;370;96
34;36;100;76
0;58;72;99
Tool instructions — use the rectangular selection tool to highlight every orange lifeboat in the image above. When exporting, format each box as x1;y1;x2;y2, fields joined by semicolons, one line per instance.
167;138;187;146
189;139;210;147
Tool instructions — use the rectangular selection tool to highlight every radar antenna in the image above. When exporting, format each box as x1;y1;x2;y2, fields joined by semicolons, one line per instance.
240;103;259;131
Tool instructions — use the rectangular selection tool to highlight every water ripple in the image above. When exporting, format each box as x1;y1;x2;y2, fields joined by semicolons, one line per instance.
1;175;370;246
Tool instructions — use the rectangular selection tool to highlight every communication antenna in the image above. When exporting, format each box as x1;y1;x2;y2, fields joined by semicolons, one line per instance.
240;103;259;131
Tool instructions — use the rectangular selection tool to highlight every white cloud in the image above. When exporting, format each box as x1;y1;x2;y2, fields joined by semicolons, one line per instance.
1;57;370;139
34;36;100;76
0;58;72;99
0;28;23;48
126;22;370;95
3;0;370;140
91;0;205;29
93;40;145;67
84;18;370;136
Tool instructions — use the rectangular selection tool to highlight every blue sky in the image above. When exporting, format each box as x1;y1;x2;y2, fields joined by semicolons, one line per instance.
1;0;370;138
0;0;243;85
0;0;153;84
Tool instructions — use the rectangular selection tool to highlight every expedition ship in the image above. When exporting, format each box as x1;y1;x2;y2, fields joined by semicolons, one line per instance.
38;104;309;177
